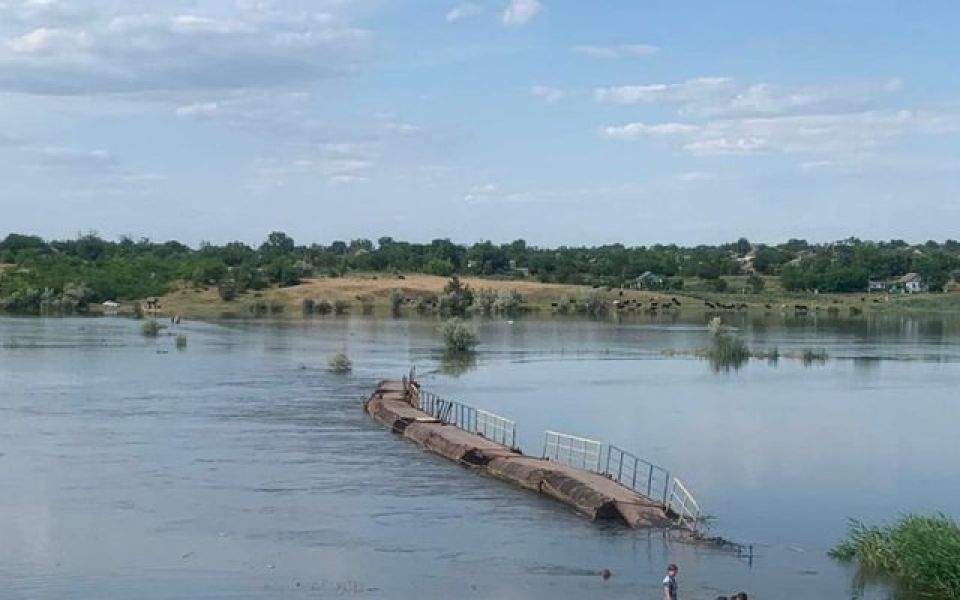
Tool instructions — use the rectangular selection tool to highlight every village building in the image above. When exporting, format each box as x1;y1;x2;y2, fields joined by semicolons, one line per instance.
634;271;663;290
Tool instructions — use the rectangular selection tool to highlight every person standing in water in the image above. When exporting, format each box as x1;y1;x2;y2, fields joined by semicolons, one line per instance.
662;564;679;600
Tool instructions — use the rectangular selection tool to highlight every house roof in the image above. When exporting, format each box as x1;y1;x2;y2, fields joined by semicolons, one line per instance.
637;271;661;279
892;273;921;284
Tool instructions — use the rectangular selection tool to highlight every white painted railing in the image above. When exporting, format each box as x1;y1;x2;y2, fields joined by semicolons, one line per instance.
542;430;603;473
668;477;702;532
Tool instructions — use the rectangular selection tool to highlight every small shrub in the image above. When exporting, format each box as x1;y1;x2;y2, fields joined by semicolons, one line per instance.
333;300;350;315
830;514;960;598
578;292;609;318
801;348;829;365
360;297;374;315
301;298;315;315
416;295;437;314
705;318;750;371
218;280;238;302
746;274;766;294
327;351;352;374
175;334;188;350
141;320;163;337
494;289;523;315
440;318;478;353
314;299;332;315
555;295;571;315
249;300;268;317
269;300;284;314
476;288;496;316
389;288;403;318
707;278;729;293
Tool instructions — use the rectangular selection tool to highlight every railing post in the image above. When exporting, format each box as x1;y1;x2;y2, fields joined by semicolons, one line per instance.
646;464;653;498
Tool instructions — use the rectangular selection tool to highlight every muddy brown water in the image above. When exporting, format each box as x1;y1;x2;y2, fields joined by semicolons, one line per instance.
1;314;958;599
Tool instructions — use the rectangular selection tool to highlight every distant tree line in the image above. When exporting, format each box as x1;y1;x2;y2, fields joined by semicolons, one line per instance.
1;232;958;313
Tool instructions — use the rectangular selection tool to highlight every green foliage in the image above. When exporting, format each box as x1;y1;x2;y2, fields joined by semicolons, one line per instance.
706;319;750;371
301;298;315;315
141;320;163;337
423;257;455;276
830;514;960;598
333;300;350;315
707;278;729;292
389;288;404;317
440;276;474;317
175;334;188;350
217;279;239;302
746;274;766;294
578;291;610;318
3;232;960;314
800;348;829;365
440;318;478;353
327;351;352;374
314;299;333;315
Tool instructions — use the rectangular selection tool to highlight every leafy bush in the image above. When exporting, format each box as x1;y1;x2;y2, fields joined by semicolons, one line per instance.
475;288;496;316
327;351;352;374
494;289;524;315
314;299;333;315
389;288;403;317
217;279;238;301
333;300;350;315
141;320;163;337
707;278;729;293
440;318;478;353
578;292;609;318
440;276;473;317
800;348;829;365
301;298;315;315
269;300;284;314
830;514;960;598
705;318;750;371
175;334;188;349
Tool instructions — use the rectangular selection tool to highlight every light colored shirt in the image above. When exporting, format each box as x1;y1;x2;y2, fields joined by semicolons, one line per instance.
663;574;678;600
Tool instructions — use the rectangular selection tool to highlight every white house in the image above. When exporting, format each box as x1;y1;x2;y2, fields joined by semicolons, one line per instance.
892;273;925;294
635;271;663;290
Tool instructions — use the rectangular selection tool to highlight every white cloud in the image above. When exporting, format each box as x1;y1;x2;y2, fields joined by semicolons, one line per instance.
502;0;541;26
601;109;960;158
595;77;734;105
677;171;716;182
0;2;371;95
446;2;483;23
573;44;659;59
595;76;904;118
531;85;563;104
175;101;220;118
5;27;88;53
601;122;700;140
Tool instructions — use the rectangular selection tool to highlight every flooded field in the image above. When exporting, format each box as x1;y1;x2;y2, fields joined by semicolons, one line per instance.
1;314;958;599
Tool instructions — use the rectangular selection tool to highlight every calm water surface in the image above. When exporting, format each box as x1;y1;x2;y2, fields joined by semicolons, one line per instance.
1;314;958;599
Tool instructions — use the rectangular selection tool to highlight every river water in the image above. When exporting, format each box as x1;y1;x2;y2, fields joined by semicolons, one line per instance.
1;314;958;599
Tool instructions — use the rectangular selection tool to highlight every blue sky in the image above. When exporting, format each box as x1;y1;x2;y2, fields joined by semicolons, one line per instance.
1;0;958;246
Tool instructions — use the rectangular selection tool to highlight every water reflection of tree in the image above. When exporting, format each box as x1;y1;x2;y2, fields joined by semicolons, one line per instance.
439;350;477;377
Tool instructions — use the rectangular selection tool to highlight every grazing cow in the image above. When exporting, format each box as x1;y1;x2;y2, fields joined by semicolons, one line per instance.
671;297;681;306
705;301;716;309
764;303;772;309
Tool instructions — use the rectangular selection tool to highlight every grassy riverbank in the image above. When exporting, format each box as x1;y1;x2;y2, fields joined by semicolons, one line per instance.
85;273;960;320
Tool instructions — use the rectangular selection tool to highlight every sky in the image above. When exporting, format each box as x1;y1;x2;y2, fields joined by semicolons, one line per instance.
1;0;959;247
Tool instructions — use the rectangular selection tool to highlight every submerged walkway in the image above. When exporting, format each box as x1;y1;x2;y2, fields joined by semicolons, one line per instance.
364;379;675;529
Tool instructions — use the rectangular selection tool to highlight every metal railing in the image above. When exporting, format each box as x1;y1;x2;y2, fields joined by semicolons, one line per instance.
668;477;702;532
418;389;517;449
542;430;603;472
605;445;671;505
